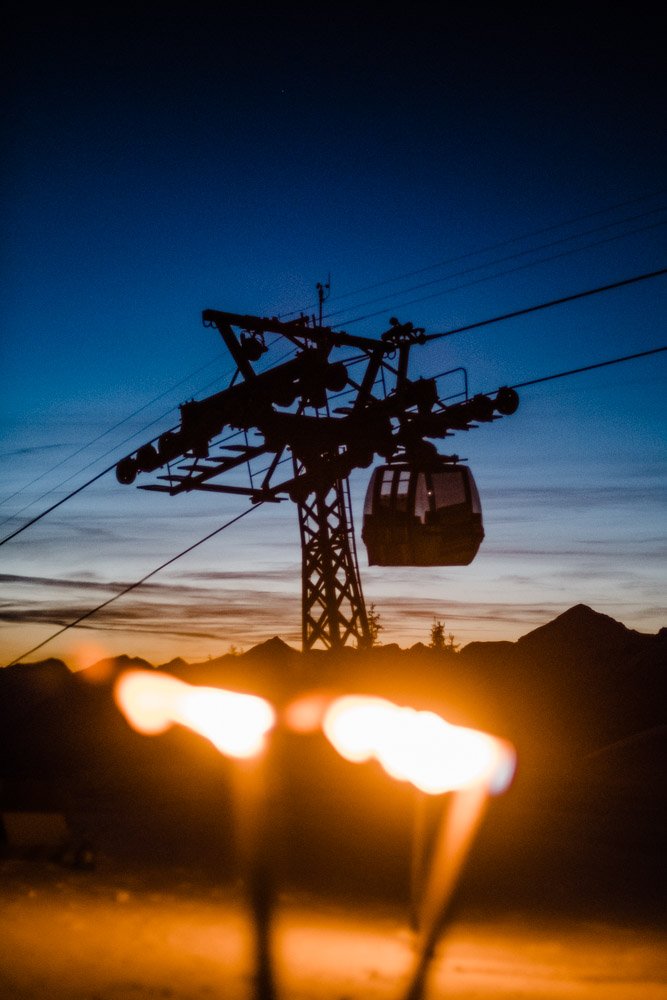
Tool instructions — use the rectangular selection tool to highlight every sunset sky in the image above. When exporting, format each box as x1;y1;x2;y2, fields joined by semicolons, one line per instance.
2;8;666;666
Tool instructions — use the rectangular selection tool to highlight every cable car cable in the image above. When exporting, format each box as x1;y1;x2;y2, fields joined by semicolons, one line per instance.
0;358;247;526
0;464;118;547
0;343;293;545
427;346;667;402
0;352;230;511
277;186;667;319
504;345;667;391
0;416;246;546
0;343;287;531
5;503;264;667
322;207;667;323
4;348;664;655
423;266;667;342
0;332;285;518
338;228;667;328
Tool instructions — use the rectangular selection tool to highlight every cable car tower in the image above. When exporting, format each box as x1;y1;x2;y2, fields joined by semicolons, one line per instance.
115;307;518;651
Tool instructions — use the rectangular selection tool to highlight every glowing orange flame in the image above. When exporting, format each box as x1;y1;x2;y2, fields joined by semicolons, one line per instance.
114;670;276;759
322;695;515;795
114;675;514;790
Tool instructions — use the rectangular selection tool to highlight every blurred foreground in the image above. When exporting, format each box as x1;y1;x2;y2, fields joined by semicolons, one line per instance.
2;607;665;996
1;857;666;1000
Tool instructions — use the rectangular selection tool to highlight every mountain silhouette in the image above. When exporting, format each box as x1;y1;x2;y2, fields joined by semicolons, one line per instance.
3;606;664;754
517;602;645;657
2;605;664;915
2;603;663;811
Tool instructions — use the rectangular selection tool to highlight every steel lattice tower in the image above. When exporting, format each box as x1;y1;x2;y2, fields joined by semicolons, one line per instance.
114;308;518;650
296;475;370;650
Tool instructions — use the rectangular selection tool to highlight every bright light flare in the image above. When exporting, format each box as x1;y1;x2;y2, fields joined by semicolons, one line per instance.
322;695;515;795
177;686;275;758
283;692;331;734
114;670;276;759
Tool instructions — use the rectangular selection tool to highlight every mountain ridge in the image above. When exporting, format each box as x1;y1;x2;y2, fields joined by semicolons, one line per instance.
2;604;663;761
4;604;664;675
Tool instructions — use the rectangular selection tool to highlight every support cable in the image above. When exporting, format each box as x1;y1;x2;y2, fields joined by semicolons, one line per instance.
278;186;667;319
1;338;285;523
3;342;665;549
0;422;177;532
403;346;667;404
339;233;667;327
0;353;228;510
0;465;117;547
5;504;263;667
504;346;667;391
0;418;248;546
424;267;667;342
323;208;667;323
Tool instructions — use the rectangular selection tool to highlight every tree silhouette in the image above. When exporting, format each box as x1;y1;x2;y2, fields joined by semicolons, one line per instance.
430;618;446;651
367;603;384;646
429;618;458;652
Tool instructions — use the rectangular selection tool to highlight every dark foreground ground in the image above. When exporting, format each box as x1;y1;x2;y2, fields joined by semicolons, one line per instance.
1;747;666;1000
2;616;665;998
2;711;666;999
1;854;666;1000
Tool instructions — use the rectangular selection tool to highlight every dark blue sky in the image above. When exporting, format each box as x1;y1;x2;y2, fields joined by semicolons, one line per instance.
2;8;666;664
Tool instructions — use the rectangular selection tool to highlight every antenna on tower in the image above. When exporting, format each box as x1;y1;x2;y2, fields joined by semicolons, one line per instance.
316;275;331;326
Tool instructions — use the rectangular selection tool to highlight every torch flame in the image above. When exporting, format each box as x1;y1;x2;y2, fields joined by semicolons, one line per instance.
322;695;515;795
114;676;513;787
114;670;276;759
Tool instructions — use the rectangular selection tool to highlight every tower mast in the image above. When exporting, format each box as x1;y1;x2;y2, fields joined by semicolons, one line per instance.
115;306;517;651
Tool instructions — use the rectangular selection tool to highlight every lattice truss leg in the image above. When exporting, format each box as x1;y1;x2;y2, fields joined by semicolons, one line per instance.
296;477;370;651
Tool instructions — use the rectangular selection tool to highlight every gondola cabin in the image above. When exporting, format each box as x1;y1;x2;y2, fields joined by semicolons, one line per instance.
362;464;484;566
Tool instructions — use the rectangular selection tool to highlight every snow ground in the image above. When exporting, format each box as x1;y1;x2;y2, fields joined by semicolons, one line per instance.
1;859;666;1000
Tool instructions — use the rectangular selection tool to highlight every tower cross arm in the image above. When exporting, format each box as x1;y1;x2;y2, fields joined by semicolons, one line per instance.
202;308;388;353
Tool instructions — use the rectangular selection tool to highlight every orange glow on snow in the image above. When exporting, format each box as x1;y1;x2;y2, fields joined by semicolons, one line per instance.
322;695;515;795
114;670;276;758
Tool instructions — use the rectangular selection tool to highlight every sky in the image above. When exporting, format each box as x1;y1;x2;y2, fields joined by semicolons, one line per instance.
1;7;666;666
